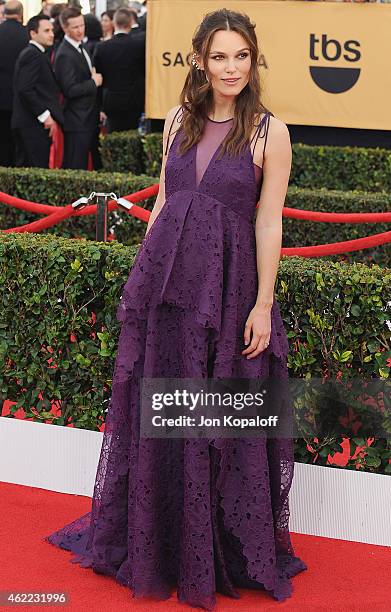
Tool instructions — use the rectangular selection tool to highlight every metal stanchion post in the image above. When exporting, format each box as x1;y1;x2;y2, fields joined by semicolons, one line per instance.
95;193;108;242
72;192;134;241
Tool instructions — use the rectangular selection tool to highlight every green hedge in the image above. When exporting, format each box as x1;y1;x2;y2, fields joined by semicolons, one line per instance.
290;143;391;192
143;132;163;177
100;129;146;174
100;130;391;192
0;167;389;266
0;233;389;473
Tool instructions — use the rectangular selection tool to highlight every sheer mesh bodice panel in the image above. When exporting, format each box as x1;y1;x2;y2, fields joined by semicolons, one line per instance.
196;117;263;196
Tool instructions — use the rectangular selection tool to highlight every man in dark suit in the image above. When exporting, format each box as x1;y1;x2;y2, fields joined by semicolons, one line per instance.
54;6;102;169
12;14;63;168
0;0;28;166
93;8;145;133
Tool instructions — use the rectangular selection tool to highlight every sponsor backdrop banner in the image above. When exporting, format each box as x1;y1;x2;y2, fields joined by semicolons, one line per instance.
146;1;391;130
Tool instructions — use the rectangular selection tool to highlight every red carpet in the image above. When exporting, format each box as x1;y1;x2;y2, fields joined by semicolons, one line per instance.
1;481;390;611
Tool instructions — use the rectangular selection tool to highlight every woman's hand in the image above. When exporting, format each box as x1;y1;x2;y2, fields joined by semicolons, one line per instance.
242;305;271;359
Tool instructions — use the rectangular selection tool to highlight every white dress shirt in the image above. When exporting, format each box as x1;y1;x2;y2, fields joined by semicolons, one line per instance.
64;34;93;73
30;39;45;53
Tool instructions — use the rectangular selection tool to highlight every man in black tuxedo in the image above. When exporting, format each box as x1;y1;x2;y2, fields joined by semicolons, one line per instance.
54;6;102;169
93;8;145;133
12;14;63;168
0;0;28;166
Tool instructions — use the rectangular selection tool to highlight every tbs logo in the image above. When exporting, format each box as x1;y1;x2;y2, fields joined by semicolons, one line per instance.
309;34;361;93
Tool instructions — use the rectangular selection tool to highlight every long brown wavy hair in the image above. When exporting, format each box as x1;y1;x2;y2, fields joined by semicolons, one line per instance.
178;8;269;160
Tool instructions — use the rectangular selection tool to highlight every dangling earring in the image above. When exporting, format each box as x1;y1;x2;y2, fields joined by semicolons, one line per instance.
191;52;201;70
192;52;209;83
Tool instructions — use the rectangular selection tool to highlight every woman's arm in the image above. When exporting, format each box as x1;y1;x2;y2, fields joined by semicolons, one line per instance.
242;116;292;358
145;104;182;235
254;116;292;309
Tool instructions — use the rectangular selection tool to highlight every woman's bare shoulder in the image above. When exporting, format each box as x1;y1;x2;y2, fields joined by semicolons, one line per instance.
268;114;290;138
266;115;291;156
253;111;288;133
251;112;291;167
166;104;183;119
162;105;184;157
163;105;184;134
251;111;287;141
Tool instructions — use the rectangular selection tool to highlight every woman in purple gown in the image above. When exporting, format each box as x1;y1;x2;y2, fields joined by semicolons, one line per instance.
44;8;307;610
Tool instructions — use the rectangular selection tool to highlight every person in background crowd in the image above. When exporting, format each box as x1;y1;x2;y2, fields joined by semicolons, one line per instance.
48;3;67;167
50;2;66;59
54;6;102;169
100;10;114;40
0;1;6;24
93;8;145;132
129;0;146;30
12;14;63;168
40;0;54;17
0;0;28;166
83;12;103;56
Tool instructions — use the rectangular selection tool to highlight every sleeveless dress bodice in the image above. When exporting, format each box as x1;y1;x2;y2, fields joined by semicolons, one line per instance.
163;114;264;224
195;117;263;197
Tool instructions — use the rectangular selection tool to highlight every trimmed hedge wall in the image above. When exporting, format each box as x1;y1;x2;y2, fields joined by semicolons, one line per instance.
290;143;391;192
0;233;389;473
100;130;391;192
0;167;389;266
100;129;146;174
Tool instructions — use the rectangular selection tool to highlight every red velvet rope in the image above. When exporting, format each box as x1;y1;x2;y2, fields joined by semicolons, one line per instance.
2;205;75;234
283;206;391;223
0;192;55;214
281;231;391;257
1;185;390;256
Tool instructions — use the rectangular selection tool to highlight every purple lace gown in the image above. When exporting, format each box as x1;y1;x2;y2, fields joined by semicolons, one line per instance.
44;108;307;610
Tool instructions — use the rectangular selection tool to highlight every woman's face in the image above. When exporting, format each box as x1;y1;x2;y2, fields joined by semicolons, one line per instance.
101;14;113;36
198;30;252;98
